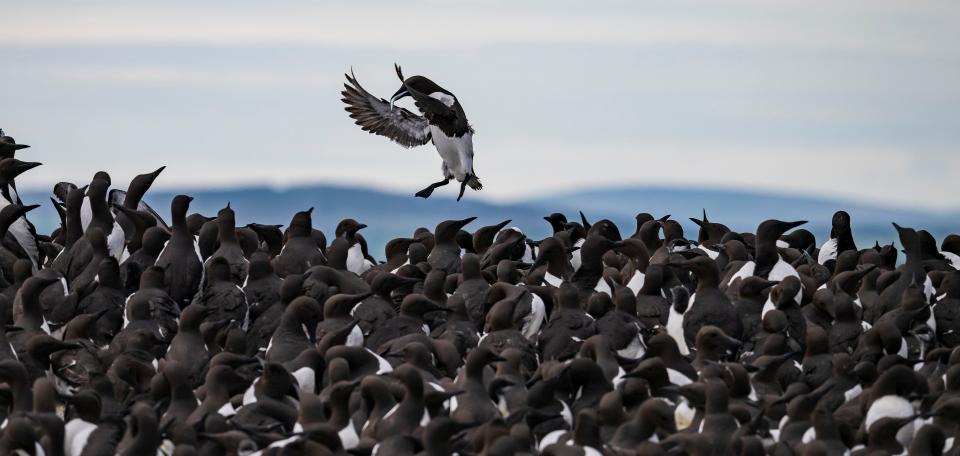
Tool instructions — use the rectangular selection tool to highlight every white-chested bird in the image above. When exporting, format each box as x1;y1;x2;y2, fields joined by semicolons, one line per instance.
342;64;481;201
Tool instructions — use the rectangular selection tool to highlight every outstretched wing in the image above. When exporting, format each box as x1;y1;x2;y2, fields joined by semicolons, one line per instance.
341;70;431;148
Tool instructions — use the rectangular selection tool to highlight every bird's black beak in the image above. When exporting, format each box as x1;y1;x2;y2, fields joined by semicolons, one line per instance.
389;86;409;110
13;161;41;177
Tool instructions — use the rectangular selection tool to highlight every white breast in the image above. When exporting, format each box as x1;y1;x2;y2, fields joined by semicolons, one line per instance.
818;238;839;265
769;258;802;303
80;198;92;231
728;261;756;286
942;251;960;270
347;324;364;347
347;243;370;275
701;246;720;260
616;325;646;360
544;271;563;288
843;384;862;403
594;277;612;296
570;238;585;272
667;304;689;356
538;430;567;452
367;349;394;375
761;297;776;319
626;270;645;295
107;221;126;260
216;401;237;417
339;423;360;450
674;398;696;430
865;395;913;429
64;418;97;456
667;368;693;386
429;126;473;181
521;293;546;340
293;366;316;395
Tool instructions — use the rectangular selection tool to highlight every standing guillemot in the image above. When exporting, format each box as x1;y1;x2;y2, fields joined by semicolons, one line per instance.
0;159;43;270
342;65;482;201
817;210;856;268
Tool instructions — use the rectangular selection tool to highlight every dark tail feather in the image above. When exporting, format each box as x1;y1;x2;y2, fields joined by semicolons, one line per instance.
467;175;482;191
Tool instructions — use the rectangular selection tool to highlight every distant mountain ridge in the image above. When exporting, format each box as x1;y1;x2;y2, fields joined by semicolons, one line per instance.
19;184;958;258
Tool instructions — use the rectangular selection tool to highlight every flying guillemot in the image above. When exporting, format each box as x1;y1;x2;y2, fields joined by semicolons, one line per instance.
342;64;482;201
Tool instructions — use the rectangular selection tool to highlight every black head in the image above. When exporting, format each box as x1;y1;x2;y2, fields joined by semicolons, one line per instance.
0;158;41;182
171;195;194;219
400;293;447;318
0;130;30;153
544;213;568;233
435;216;476;242
0;203;40;230
832;210;851;231
690;209;730;245
85;177;110;199
141;226;171;255
139;266;166;289
756;219;807;244
335;218;367;238
466;346;506;370
695;326;741;357
216;203;236;228
942;234;960;256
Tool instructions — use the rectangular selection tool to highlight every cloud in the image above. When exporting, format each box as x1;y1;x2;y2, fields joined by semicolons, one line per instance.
14;63;337;89
2;2;958;57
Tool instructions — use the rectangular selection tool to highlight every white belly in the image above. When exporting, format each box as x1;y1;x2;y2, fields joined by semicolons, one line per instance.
347;243;370;275
626;270;645;295
430;126;473;181
521;293;546;339
667;305;689;356
107;221;126;260
818;238;839;265
570;238;585;272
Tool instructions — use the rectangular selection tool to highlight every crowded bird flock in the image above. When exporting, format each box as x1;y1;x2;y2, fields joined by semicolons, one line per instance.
1;130;960;456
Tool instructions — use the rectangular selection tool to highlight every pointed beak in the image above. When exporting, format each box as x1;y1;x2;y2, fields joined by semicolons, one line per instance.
455;216;477;230
16;161;42;175
389;86;409;110
356;223;368;231
782;220;807;231
16;204;40;218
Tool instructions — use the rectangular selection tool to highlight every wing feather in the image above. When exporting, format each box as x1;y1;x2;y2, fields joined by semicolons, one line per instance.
341;70;431;148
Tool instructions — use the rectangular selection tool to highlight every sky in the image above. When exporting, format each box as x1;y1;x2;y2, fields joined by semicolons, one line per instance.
2;0;959;211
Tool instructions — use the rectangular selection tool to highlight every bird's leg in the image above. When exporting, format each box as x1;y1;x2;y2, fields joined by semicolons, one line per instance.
456;174;471;201
415;178;450;199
